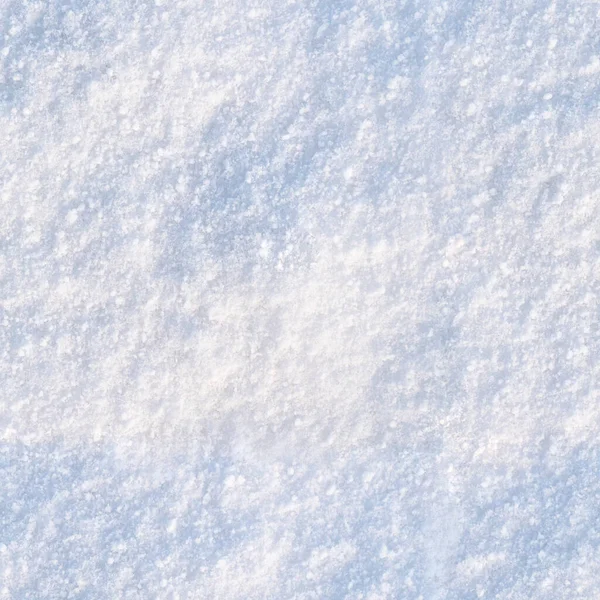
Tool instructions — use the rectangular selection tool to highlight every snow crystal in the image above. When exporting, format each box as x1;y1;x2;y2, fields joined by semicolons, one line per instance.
2;0;600;598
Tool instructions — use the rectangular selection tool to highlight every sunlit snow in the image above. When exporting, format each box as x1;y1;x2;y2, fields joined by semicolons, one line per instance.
1;0;600;598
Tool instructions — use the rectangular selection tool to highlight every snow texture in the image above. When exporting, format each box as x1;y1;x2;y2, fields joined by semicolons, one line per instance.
1;0;600;598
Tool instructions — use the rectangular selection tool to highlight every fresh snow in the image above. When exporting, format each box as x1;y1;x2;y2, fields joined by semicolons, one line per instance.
1;0;600;598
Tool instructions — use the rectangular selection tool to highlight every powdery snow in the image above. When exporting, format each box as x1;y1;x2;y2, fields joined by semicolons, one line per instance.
1;0;600;598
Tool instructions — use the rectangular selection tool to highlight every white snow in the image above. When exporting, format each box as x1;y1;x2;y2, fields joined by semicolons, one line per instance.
1;0;600;598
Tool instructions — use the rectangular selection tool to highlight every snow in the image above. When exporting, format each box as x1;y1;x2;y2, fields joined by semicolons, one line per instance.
1;0;600;597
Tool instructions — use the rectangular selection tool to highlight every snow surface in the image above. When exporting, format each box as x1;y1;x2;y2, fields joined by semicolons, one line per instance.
1;0;600;597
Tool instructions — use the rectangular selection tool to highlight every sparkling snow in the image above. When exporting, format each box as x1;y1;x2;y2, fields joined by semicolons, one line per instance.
2;0;600;598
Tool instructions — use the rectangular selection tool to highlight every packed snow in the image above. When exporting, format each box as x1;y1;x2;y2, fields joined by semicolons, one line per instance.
1;0;600;597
